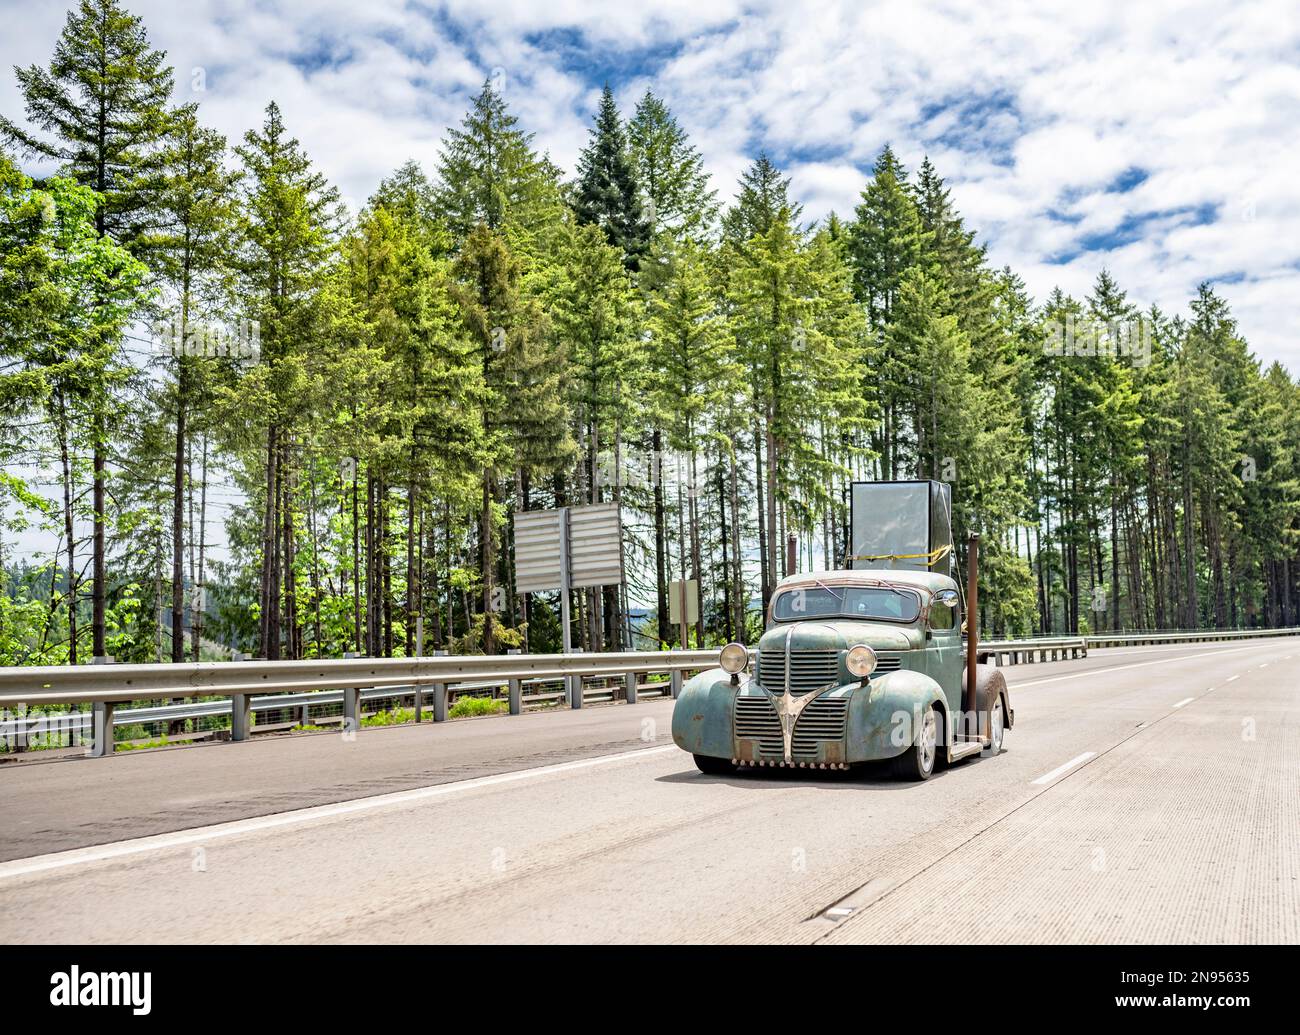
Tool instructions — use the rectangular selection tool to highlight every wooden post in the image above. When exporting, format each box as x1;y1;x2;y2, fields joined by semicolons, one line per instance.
965;533;980;739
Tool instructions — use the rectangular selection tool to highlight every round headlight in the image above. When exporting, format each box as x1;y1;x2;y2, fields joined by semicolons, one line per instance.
845;643;878;679
719;642;749;674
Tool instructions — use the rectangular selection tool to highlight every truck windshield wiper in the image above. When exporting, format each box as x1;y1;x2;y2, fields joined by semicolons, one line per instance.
810;579;843;601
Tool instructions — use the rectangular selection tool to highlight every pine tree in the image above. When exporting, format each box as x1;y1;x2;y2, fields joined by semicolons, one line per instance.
143;104;238;661
573;86;651;271
545;220;641;647
233;101;340;660
454;224;572;652
0;151;149;662
721;153;802;244
728;200;865;603
435;81;560;248
643;237;738;644
847;146;929;479
627;92;718;243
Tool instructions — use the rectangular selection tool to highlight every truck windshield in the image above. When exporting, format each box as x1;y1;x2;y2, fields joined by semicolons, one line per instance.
772;586;921;623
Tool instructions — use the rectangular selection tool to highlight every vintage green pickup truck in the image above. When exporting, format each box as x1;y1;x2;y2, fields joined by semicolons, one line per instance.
671;563;1013;780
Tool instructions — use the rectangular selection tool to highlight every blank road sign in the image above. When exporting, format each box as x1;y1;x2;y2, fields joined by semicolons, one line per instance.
568;503;622;589
513;503;623;593
514;509;565;593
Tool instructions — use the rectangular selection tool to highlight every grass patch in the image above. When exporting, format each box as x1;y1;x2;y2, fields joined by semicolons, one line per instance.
449;695;507;718
115;735;199;752
361;707;415;727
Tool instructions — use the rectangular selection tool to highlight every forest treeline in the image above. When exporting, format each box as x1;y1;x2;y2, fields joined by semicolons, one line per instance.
2;0;1298;666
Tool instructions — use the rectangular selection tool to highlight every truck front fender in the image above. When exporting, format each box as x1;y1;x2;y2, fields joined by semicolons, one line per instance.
847;670;950;763
671;669;736;758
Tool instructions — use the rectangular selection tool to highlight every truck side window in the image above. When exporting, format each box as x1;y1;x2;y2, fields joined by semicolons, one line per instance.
930;600;956;630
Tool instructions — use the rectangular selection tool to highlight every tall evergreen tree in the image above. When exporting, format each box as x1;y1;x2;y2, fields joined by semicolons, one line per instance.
434;81;560;249
627;91;718;242
573;86;651;271
232;102;340;660
721;153;801;244
1;0;172;658
144;104;238;661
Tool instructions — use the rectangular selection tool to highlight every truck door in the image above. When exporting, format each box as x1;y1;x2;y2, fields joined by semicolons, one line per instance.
927;598;964;711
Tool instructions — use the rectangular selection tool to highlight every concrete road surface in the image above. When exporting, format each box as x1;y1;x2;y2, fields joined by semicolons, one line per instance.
0;639;1296;944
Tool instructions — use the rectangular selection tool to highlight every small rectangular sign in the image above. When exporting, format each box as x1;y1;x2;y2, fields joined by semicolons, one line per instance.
668;579;699;625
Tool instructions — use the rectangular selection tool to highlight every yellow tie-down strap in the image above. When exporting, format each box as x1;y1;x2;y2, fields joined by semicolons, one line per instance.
846;543;952;566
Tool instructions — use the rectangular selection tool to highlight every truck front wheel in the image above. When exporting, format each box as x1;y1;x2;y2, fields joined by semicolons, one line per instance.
693;754;734;775
892;706;938;781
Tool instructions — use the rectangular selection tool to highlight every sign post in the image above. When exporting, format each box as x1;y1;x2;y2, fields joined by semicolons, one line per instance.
558;507;572;655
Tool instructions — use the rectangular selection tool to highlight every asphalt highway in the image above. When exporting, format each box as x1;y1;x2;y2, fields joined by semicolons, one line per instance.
0;639;1295;943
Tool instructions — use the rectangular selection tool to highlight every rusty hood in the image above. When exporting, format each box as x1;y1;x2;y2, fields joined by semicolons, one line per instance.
758;619;922;653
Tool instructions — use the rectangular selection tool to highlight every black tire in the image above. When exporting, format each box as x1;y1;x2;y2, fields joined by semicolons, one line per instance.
984;694;1006;756
892;705;939;781
693;753;734;775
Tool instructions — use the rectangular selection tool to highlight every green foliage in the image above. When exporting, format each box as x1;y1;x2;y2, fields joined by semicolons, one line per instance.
573;86;651;270
4;3;1300;678
448;694;508;718
627;91;718;243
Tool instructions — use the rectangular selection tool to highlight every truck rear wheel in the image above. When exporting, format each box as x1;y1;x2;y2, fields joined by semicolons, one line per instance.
693;754;734;775
985;695;1005;755
892;706;938;781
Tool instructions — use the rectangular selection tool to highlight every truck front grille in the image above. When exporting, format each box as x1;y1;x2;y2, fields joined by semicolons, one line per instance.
757;649;901;692
734;693;849;758
758;649;837;693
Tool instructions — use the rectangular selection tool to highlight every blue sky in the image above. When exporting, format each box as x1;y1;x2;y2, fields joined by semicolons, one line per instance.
3;0;1299;373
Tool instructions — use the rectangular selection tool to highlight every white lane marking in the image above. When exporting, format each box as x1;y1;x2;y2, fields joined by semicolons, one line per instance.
1030;752;1096;785
0;744;678;881
1010;644;1276;690
1226;674;1240;682
1172;697;1195;708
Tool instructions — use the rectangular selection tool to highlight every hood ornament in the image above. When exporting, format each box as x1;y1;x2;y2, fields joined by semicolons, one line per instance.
770;684;828;762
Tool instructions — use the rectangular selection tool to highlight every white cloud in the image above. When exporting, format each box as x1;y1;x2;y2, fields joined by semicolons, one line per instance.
2;0;1298;371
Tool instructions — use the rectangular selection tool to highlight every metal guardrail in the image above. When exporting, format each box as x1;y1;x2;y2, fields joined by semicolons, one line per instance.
0;650;719;757
981;637;1088;665
0;673;676;742
1084;627;1300;648
3;626;1298;758
982;625;1300;665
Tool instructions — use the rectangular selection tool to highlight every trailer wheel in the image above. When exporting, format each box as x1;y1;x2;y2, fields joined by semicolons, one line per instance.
693;754;734;775
893;705;938;781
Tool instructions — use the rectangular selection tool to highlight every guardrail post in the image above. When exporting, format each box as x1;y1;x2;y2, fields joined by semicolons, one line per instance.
342;651;360;736
622;647;638;704
231;693;251;741
413;616;425;723
569;648;584;710
91;701;115;758
507;648;522;715
670;650;683;699
88;656;116;757
433;683;448;722
13;705;27;752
